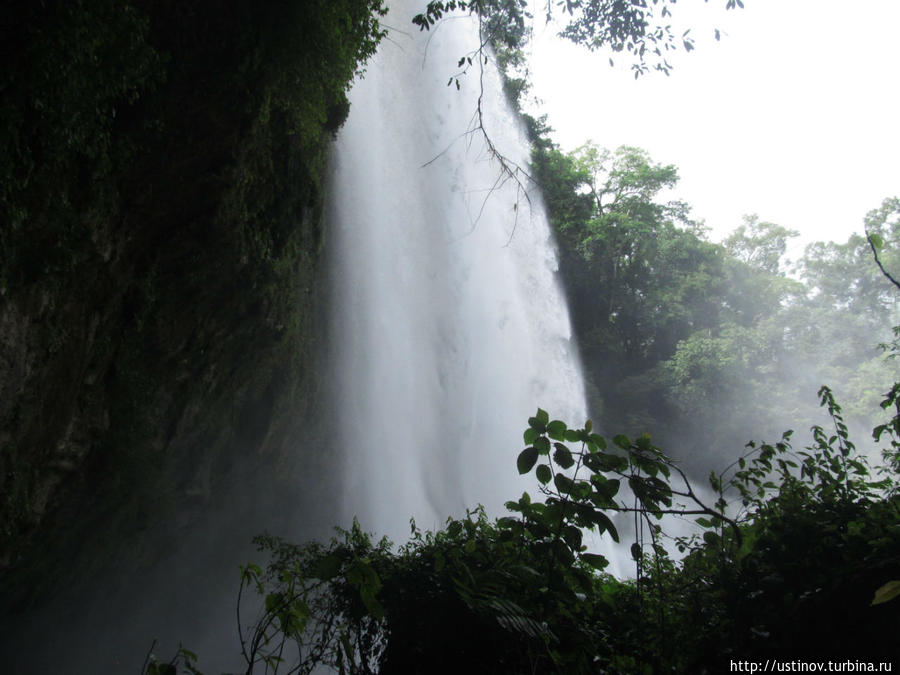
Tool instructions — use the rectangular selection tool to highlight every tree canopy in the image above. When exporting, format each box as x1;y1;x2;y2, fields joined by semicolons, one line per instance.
529;129;900;472
414;0;743;78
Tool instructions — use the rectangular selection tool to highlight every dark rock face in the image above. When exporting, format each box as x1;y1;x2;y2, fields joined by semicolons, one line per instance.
0;1;385;669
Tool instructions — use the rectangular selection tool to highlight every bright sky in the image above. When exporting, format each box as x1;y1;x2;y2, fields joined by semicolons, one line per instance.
528;1;900;252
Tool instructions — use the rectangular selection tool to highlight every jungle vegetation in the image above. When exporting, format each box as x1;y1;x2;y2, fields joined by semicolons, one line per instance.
2;1;898;673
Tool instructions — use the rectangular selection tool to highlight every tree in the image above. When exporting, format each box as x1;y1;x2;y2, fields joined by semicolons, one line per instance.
534;142;727;437
147;384;900;673
534;141;899;476
866;197;900;292
413;0;743;78
405;1;745;225
187;410;742;675
724;215;799;276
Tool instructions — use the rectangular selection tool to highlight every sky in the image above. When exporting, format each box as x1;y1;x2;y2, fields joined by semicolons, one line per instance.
526;1;900;254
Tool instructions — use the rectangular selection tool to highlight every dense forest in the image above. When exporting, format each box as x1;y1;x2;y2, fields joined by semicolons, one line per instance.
2;0;899;673
532;136;900;474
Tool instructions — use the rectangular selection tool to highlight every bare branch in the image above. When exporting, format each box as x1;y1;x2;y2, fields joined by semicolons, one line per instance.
420;12;538;242
140;639;157;675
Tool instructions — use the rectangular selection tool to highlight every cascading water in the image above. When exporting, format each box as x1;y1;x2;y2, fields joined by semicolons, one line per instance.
0;7;621;675
327;0;590;544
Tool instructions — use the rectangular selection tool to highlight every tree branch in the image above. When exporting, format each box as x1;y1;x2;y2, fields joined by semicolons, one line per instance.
866;231;900;291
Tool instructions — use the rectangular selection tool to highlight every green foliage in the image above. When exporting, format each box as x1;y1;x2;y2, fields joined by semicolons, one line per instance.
413;0;743;78
531;126;900;472
144;644;201;675
197;384;900;673
139;357;900;673
0;0;388;610
543;143;722;372
532;140;732;441
0;0;163;288
222;404;732;673
666;385;900;666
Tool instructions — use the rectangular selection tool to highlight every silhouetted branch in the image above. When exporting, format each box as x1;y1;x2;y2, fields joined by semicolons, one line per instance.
867;231;900;291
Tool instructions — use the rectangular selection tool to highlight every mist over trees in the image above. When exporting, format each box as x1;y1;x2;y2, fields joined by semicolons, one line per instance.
530;131;900;475
197;140;900;671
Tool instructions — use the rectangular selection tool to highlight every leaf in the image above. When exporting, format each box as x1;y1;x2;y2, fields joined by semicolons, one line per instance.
536;408;550;425
517;447;539;474
464;539;476;554
581;552;609;570
564;429;581;442
630;543;642;561
594;477;620;501
536;464;552;484
360;586;384;619
554;473;575;495
547;420;567;440
528;415;546;433
613;434;631;450
593;511;619;542
563;524;583;550
703;531;720;546
315;554;342;581
553;443;575;469
523;427;539;445
872;580;900;606
265;592;284;614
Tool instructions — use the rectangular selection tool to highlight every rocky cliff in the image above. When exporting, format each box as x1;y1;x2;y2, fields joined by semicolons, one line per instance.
0;0;385;614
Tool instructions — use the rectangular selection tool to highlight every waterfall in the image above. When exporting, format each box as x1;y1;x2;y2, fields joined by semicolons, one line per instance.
326;1;588;544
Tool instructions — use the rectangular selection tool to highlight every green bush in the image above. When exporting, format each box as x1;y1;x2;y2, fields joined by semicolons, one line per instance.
149;380;899;674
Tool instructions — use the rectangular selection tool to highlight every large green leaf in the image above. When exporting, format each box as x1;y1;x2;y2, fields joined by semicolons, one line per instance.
553;443;575;469
593;511;619;542
536;463;553;484
547;420;568;440
581;552;609;570
554;473;576;494
613;434;631;450
517;447;539;474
